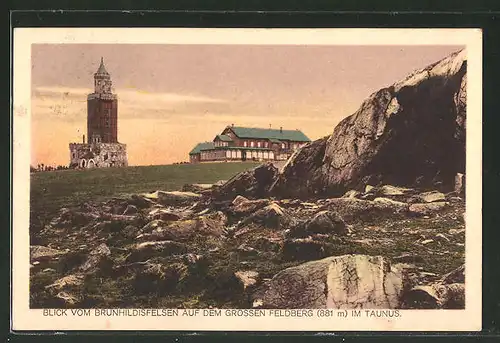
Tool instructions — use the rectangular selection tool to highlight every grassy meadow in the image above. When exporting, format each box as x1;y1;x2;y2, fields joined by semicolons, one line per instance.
30;162;259;231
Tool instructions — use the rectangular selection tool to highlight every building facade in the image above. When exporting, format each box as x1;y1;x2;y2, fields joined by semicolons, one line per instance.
189;125;311;163
69;58;128;169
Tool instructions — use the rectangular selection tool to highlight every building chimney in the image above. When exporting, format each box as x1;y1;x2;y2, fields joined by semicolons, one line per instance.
280;126;283;133
83;134;85;144
231;123;234;127
269;124;272;129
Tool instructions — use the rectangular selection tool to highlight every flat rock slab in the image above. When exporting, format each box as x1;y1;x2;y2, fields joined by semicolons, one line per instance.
142;191;201;206
409;202;448;216
255;254;403;309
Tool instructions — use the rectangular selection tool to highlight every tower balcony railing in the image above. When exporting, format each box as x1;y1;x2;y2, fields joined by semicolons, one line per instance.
87;93;117;100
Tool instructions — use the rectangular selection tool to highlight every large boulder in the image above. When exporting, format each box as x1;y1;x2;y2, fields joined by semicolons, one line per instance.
211;163;279;201
270;50;467;198
254;255;404;309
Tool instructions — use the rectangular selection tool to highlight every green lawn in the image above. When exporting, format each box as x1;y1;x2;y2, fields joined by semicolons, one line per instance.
30;162;259;229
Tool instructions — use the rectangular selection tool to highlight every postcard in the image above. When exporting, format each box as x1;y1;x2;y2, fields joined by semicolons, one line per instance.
12;27;482;331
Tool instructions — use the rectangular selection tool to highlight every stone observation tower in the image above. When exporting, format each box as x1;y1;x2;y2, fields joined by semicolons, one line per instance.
69;58;128;168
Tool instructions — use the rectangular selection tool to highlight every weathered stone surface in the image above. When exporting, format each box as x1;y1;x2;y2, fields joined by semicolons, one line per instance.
235;270;259;290
409;202;448;216
440;264;465;284
79;243;112;273
305;210;348;235
376;185;413;196
254;255;404;309
454;173;465;195
126;240;188;263
240;203;290;229
232;197;270;216
212;163;279;201
45;273;85;291
155;191;201;206
145;211;226;242
373;197;408;210
182;183;213;193
148;208;182;222
342;190;360;199
45;273;85;306
321;198;408;221
30;246;66;261
269;50;467;198
418;191;446;203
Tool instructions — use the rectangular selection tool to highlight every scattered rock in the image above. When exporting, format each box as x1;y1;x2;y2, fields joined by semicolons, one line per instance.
237;244;259;257
78;243;112;274
45;274;85;291
212;163;278;201
417;191;446;203
402;283;465;309
322;198;408;221
440;265;465;284
148;208;182;222
448;228;465;235
376;185;413;196
305;210;348;235
454;173;465;195
232;197;270;216
240;203;290;229
30;245;66;262
409;202;448;216
155;191;201;206
122;204;138;215
234;270;259;290
373;197;408;210
126;241;188;263
255;255;404;309
182;183;213;193
434;233;450;243
420;239;434;245
342;190;360;199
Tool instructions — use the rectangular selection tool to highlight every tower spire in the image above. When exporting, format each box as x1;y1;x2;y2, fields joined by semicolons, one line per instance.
96;57;109;75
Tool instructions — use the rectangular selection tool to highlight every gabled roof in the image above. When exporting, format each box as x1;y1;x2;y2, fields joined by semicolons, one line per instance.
189;142;215;155
227;126;311;142
215;134;232;142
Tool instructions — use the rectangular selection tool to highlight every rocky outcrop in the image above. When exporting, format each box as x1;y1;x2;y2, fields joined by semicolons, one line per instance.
211;163;279;201
253;255;404;309
270;50;467;198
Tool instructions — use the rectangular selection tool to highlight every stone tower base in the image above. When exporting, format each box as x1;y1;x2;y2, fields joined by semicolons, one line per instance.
69;142;128;169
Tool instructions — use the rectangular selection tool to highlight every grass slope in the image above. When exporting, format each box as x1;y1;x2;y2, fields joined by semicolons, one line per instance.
30;162;259;230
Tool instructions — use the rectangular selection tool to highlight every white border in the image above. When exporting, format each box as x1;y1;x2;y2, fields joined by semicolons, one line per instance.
12;28;483;331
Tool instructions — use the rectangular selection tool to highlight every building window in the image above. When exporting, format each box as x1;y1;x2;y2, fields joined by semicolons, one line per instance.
281;143;286;149
243;141;248;147
264;142;268;148
257;142;261;148
250;141;255;147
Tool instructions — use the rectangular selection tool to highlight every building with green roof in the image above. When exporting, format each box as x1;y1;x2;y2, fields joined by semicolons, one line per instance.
188;125;311;163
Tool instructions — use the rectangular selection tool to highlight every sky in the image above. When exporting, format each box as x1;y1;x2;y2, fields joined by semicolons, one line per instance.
31;44;462;166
